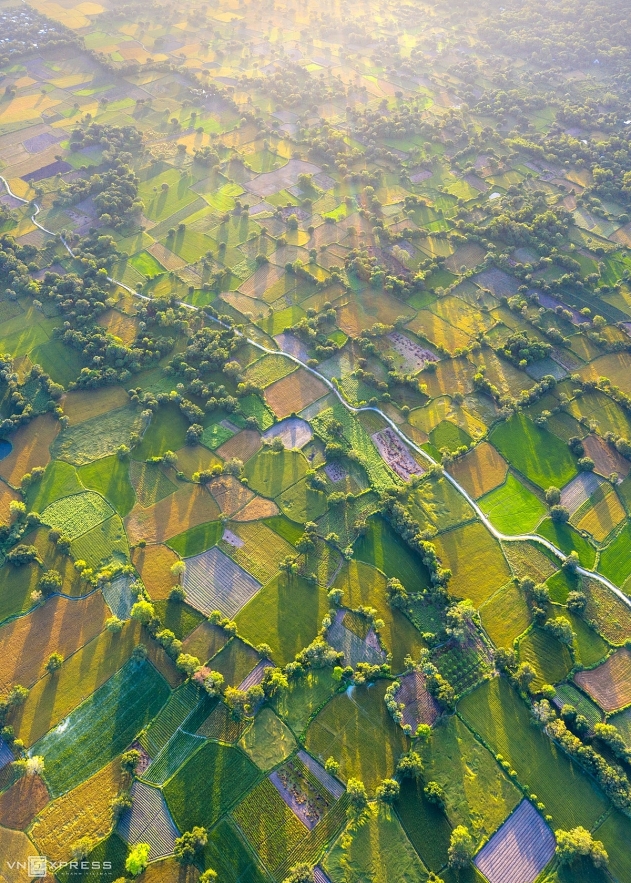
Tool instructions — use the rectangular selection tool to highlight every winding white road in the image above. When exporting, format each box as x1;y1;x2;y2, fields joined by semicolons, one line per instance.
2;175;629;611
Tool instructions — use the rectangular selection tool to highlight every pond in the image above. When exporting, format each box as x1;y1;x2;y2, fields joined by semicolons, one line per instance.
0;440;11;461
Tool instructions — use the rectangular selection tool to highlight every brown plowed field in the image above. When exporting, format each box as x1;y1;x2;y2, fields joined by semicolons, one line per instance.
132;543;181;601
0;592;109;692
125;484;221;544
0;775;49;830
575;648;631;712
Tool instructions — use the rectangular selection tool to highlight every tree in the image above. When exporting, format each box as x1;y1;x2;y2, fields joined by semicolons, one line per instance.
448;826;475;869
199;872;218;883
26;756;44;776
121;749;141;774
325;757;340;776
126;843;151;876
9;500;26;522
174;827;208;864
544;616;574;646
347;778;369;817
130;599;155;624
171;560;186;578
556;827;608;868
7;544;40;566
545;486;561;506
262;666;288;698
424;781;446;809
396;751;423;780
515;662;537;692
282;865;313;883
39;569;62;595
550;504;570;524
376;778;400;804
567;591;587;613
45;652;64;674
192;666;224;696
176;653;201;677
385;577;408;609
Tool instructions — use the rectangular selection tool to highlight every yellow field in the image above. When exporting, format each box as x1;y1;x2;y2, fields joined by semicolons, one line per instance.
232;496;279;520
406;310;471;353
0;413;59;488
470;350;536;398
0;94;60;125
418;356;475;400
0;828;54;883
576;487;626;542
30;758;125;862
579;352;631;397
62;386;130;426
97;310;139;346
264;367;329;418
132;543;181;601
408;395;486;437
125;483;221;544
173;444;222;478
337;290;415;336
434;522;511;606
448;442;509;499
216;428;262;463
430;296;496;336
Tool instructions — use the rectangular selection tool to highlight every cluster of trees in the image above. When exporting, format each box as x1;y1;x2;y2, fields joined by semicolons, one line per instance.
0;7;78;64
0;357;63;436
35;273;174;388
244;63;346;112
548;717;631;810
54;123;143;228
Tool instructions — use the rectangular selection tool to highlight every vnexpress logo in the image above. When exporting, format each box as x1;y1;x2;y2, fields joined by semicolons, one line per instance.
28;855;48;877
28;857;47;878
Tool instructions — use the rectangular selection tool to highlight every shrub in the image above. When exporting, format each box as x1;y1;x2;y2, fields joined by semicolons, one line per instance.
126;843;151;876
448;826;474;868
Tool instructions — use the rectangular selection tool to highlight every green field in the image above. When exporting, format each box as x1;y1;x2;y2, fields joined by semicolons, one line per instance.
396;776;452;872
27;461;83;512
458;678;609;830
168;520;223;557
537;519;597;569
324;806;429;883
77;455;136;517
132;403;190;460
480;581;531;648
490;414;578;490
419;714;520;845
517;627;573;690
237;573;329;667
201;817;270;883
354;516;431;593
599;522;631;586
164;740;260;831
305;681;409;793
479;473;547;534
32;659;169;797
244;447;310;497
238;708;296;770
